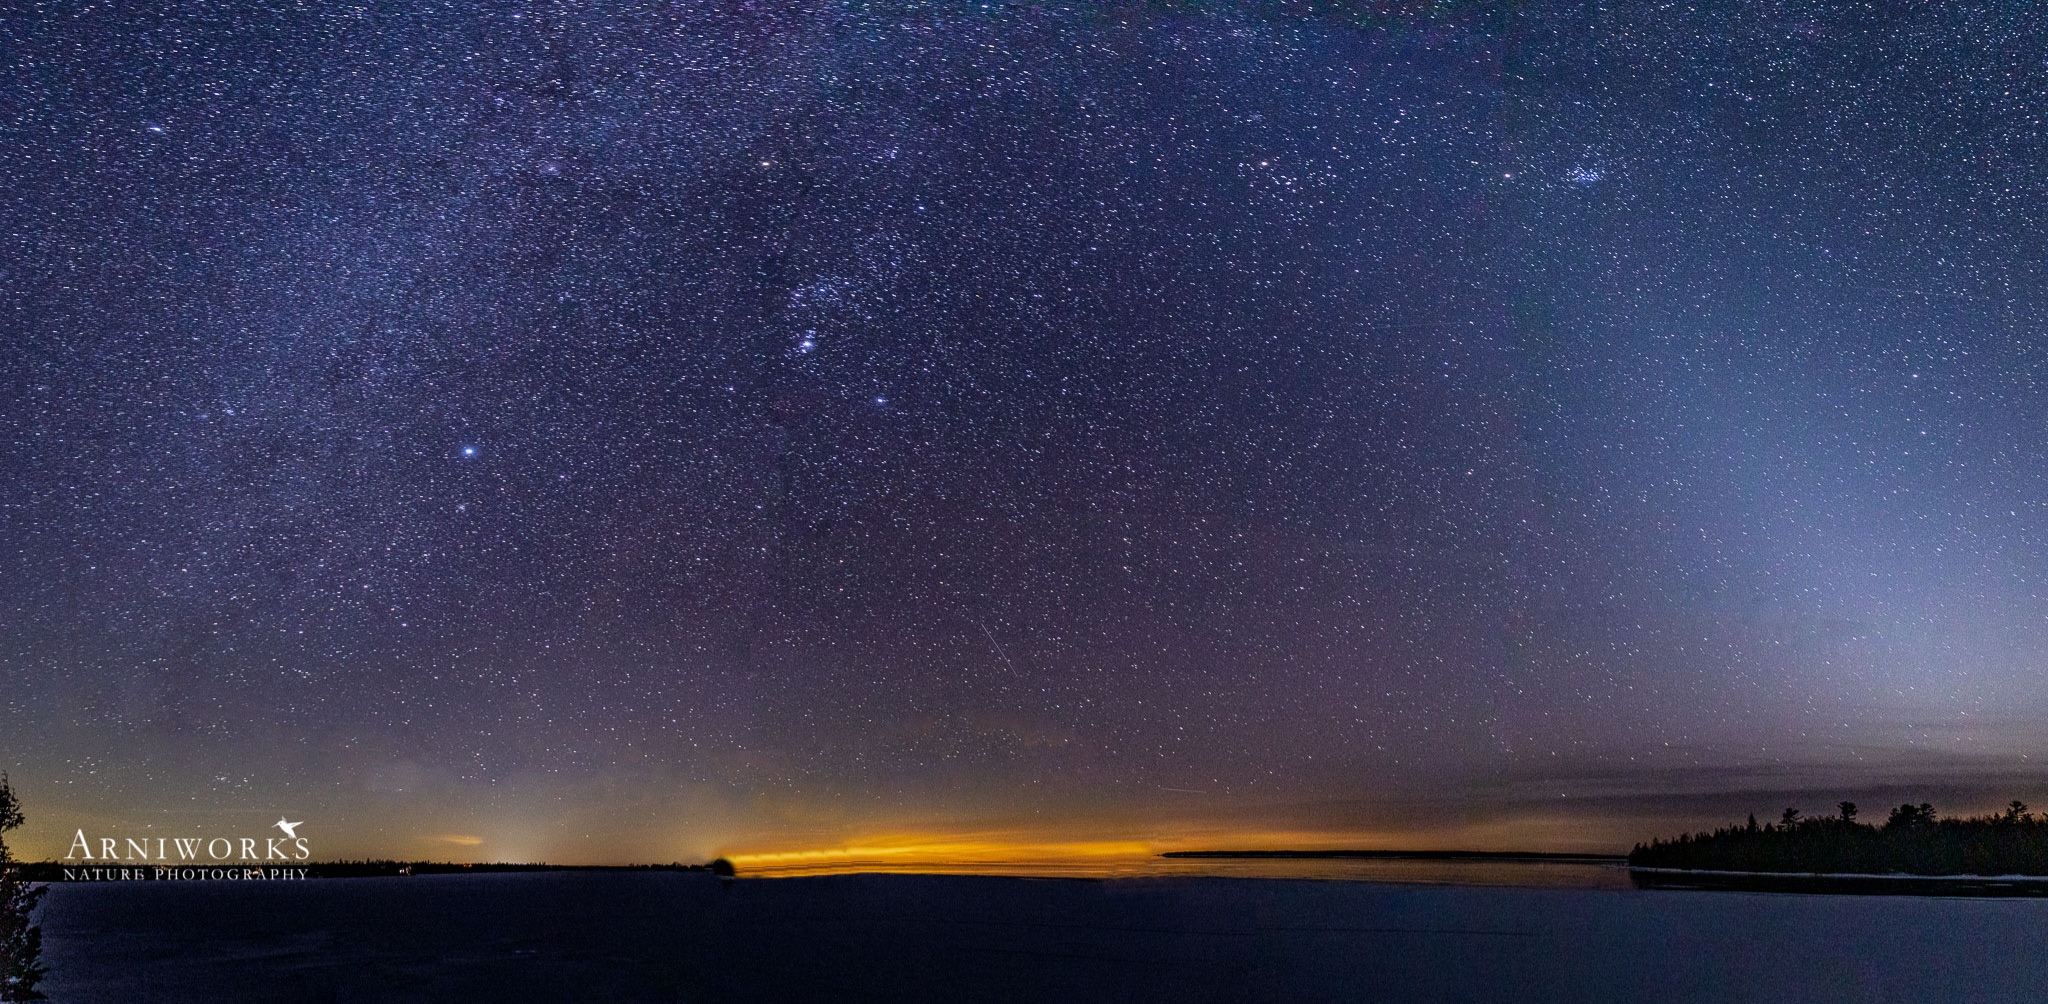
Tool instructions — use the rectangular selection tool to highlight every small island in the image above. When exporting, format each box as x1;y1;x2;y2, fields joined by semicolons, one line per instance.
1630;800;2048;879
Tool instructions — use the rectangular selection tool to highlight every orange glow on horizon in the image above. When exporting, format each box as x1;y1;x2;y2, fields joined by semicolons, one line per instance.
720;828;1433;878
728;838;1153;876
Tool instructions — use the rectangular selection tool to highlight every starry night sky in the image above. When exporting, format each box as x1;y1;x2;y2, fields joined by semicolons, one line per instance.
5;2;2047;863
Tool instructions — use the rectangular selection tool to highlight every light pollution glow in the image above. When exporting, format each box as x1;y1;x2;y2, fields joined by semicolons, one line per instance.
719;825;1503;878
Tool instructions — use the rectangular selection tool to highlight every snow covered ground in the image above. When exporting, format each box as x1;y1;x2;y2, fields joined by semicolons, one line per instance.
35;870;2048;1002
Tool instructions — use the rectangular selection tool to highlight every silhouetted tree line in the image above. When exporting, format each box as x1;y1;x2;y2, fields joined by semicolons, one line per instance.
1630;800;2048;875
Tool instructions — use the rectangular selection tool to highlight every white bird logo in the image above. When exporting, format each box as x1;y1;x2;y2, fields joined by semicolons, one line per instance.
274;818;304;839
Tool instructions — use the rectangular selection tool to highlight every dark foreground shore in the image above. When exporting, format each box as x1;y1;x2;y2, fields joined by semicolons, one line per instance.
36;871;2048;1002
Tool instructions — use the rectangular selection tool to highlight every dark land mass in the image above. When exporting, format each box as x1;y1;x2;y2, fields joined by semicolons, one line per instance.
33;871;2048;1002
1164;850;1627;862
1630;800;2048;877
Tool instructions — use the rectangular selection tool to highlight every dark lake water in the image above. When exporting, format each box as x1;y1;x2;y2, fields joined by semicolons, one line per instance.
34;870;2048;1002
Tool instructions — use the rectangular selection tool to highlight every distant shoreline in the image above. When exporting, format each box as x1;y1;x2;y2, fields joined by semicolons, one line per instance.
1629;866;2048;882
1160;850;1627;862
1628;867;2048;897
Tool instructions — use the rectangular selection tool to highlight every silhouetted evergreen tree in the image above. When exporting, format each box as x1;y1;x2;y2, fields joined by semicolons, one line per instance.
0;774;47;1001
1885;803;1935;830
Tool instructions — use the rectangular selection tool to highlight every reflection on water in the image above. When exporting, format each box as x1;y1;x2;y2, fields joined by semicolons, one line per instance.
738;854;1635;889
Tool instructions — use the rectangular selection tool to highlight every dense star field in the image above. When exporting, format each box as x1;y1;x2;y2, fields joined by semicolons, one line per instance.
4;2;2046;862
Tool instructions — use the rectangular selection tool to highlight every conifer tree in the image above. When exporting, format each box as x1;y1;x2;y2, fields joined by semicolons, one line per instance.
0;773;47;1001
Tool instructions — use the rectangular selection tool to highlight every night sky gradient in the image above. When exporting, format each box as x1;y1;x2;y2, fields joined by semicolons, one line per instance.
5;1;2048;863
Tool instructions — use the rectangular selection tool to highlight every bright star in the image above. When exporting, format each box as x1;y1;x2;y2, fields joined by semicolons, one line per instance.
461;446;477;457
